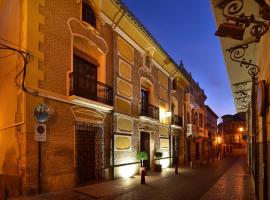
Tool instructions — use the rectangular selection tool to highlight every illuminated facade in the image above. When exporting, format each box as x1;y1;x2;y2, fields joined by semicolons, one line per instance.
0;0;217;197
106;1;189;179
184;80;208;164
218;113;246;153
204;105;219;162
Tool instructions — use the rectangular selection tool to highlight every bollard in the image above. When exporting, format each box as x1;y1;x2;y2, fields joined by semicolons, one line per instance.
141;169;145;184
175;163;178;174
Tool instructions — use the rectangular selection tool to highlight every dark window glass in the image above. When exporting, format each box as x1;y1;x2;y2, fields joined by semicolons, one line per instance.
73;55;97;99
82;1;96;28
141;89;149;112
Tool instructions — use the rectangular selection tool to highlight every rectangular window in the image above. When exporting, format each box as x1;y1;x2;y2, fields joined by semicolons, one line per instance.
73;55;97;99
82;1;96;28
199;113;203;127
141;89;149;112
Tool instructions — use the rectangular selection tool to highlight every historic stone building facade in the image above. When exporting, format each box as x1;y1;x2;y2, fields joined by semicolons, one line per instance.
218;112;246;154
204;105;219;162
106;1;187;179
184;80;208;164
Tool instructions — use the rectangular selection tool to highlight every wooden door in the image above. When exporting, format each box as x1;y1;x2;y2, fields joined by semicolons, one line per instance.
76;128;96;185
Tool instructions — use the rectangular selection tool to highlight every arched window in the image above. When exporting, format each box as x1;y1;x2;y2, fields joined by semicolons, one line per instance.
82;1;96;28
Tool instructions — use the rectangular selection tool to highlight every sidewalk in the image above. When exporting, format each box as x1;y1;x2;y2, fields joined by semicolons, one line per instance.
72;168;180;199
10;157;253;200
10;167;185;200
200;156;256;200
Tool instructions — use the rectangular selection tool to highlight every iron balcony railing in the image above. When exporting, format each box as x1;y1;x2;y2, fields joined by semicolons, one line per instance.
140;103;159;120
172;115;183;127
69;72;113;106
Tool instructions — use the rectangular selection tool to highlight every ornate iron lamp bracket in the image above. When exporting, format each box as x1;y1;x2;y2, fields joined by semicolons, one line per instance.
233;81;252;111
226;44;260;77
217;0;270;44
216;0;269;77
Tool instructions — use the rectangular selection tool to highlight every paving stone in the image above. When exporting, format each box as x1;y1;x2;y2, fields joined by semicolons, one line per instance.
10;156;255;200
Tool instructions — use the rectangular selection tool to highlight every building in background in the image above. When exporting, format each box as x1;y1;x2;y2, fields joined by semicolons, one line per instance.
184;81;208;164
204;105;219;163
218;113;246;155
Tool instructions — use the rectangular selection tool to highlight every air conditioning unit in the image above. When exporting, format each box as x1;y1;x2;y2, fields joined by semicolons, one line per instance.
186;124;193;137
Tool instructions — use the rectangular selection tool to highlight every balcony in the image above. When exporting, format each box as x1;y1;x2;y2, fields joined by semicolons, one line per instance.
140;103;159;120
171;115;183;127
69;72;113;106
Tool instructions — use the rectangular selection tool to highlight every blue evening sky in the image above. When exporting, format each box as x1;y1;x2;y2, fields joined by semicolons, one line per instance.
122;0;236;119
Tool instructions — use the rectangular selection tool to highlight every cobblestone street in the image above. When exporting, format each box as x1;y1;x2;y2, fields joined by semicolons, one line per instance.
12;155;255;200
106;155;254;200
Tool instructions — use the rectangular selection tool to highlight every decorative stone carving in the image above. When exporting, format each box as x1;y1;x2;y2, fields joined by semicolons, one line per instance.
137;121;157;132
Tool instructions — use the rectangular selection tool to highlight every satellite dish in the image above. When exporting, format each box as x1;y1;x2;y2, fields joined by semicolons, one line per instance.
34;103;49;123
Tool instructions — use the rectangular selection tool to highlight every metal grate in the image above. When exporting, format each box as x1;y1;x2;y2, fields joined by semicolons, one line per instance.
140;103;159;120
75;122;104;185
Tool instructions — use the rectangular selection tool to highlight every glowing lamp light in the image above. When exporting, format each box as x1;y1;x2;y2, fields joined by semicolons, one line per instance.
118;164;138;178
159;109;172;122
159;109;166;120
217;136;221;144
239;127;244;132
165;111;172;117
160;158;170;169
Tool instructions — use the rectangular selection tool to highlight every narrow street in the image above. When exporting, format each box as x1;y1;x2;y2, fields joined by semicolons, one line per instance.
12;155;255;200
107;155;254;200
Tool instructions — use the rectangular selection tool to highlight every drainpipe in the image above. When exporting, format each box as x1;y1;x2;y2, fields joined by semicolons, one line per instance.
111;110;115;180
169;69;178;165
261;81;268;200
263;111;267;200
111;29;116;180
251;76;259;197
38;141;42;193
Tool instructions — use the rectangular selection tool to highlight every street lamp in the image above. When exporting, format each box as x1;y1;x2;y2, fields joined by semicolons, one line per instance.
238;127;244;143
217;136;222;144
239;127;244;132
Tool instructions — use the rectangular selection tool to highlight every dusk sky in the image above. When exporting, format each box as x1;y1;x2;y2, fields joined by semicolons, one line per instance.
122;0;236;120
